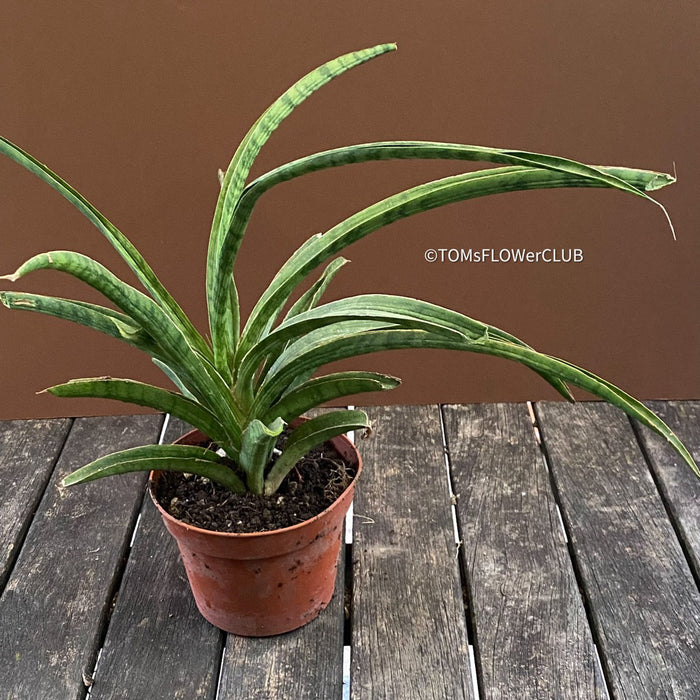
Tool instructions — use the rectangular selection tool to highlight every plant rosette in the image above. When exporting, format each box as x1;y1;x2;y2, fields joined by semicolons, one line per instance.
149;424;360;636
1;43;698;637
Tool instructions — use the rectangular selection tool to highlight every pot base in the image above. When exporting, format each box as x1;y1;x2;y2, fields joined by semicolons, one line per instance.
180;529;342;636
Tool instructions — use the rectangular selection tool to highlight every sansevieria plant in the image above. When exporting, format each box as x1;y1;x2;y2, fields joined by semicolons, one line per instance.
1;43;697;498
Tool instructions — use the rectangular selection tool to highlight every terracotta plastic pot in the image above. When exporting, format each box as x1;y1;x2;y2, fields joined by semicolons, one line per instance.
148;427;360;637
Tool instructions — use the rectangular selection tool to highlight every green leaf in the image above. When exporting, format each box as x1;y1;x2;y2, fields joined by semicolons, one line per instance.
237;300;463;389
262;371;400;423
46;378;231;451
251;314;699;479
0;291;160;356
252;321;435;413
0;135;210;359
230;143;673;347
207;43;397;377
62;444;245;493
263;410;368;495
284;257;350;320
152;358;197;400
247;257;352;387
239;417;286;494
243;140;675;207
239;163;674;357
2;251;242;444
472;342;699;478
238;294;571;403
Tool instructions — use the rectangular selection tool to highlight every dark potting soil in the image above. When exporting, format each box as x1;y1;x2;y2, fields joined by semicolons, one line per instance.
153;438;355;534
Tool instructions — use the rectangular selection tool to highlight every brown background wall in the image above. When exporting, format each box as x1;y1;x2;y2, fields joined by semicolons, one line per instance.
0;1;698;419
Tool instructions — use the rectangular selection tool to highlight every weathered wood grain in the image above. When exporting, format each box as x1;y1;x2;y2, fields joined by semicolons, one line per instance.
536;401;700;700
443;403;605;699
0;414;163;700
636;401;700;582
0;417;71;590
2;402;696;699
88;417;224;700
351;404;472;700
90;497;224;700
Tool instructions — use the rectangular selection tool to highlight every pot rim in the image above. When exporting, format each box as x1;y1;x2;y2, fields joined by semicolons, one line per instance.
148;429;361;540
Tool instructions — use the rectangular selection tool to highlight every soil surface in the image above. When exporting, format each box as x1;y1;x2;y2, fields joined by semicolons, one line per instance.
153;437;355;534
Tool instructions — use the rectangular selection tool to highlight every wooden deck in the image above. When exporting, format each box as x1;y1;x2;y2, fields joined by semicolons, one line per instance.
1;401;699;699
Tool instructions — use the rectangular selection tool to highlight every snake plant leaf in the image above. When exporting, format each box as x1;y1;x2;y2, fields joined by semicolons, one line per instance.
252;322;441;413
2;253;181;360
239;417;286;494
2;250;241;438
263;409;369;495
262;371;400;424
0;135;210;358
241;141;674;220
254;315;698;477
45;378;231;450
0;291;161;356
240;294;575;401
152;359;197;400
61;444;245;493
284;257;350;321
467;341;699;478
207;43;397;377
249;257;352;384
239;163;674;357
236;302;467;402
225;146;674;344
245;254;355;404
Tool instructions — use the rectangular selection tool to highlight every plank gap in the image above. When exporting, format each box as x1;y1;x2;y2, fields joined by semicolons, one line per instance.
439;404;482;688
128;512;142;549
0;417;74;594
214;637;228;700
343;645;351;700
85;647;103;698
468;645;481;700
628;416;700;592
79;413;169;698
553;494;568;544
592;645;610;700
532;402;615;700
344;542;353;646
438;404;461;545
344;502;354;544
345;412;355;544
158;413;171;446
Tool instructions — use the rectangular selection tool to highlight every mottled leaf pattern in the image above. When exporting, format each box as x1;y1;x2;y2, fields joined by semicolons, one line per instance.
1;44;695;495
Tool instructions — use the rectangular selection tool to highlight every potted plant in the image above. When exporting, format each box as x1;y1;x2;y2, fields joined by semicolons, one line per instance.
1;43;697;636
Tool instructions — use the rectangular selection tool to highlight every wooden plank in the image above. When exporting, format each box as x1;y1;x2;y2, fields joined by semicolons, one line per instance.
218;545;346;700
0;414;163;700
536;401;700;700
636;401;700;581
443;403;605;699
89;416;224;700
0;417;72;589
351;404;472;700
